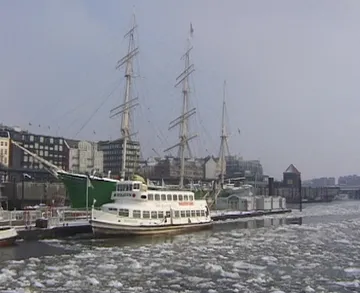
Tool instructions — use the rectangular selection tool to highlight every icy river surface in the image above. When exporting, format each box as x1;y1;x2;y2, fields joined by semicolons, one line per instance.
1;200;360;293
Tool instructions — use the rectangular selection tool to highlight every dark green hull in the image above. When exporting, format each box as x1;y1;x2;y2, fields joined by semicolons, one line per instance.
59;173;117;209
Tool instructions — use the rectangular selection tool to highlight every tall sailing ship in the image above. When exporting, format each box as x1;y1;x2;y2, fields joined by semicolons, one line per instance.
91;21;212;236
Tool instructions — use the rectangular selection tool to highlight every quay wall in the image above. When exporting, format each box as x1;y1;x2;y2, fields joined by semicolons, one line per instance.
0;181;347;209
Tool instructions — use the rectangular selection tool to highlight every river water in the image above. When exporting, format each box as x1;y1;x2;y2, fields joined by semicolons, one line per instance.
1;201;360;293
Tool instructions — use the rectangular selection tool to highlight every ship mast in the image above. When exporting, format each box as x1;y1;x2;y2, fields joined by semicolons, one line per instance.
218;81;230;186
110;15;139;180
165;23;197;189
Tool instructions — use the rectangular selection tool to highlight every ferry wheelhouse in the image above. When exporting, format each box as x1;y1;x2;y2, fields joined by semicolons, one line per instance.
91;178;212;236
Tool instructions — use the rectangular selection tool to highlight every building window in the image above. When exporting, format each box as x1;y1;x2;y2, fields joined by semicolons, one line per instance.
30;135;34;142
50;138;54;144
4;142;7;147
0;142;2;146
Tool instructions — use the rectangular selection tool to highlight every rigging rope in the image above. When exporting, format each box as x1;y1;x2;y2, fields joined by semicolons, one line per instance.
74;78;124;137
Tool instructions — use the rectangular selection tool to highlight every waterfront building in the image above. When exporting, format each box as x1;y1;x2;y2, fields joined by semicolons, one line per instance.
66;139;103;175
98;138;140;178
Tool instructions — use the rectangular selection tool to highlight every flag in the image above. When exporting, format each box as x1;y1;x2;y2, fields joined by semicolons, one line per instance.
87;176;94;189
190;23;194;37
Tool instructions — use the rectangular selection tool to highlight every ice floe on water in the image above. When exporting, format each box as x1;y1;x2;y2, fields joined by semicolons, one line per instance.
1;201;360;292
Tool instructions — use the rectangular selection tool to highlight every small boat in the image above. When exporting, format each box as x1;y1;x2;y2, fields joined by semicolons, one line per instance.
91;176;212;236
0;227;18;247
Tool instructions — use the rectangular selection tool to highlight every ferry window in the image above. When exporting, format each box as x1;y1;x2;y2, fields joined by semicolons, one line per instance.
133;183;140;190
141;195;147;199
151;211;157;219
200;210;205;217
191;210;196;217
161;194;166;201
180;211;186;218
178;194;183;201
119;209;129;217
184;195;188;201
133;210;141;218
143;211;150;219
174;211;180;218
148;194;154;200
165;211;171;218
173;194;178;201
167;194;172;201
155;194;160;201
186;210;191;217
128;184;133;191
158;211;164;218
189;195;194;201
196;210;201;217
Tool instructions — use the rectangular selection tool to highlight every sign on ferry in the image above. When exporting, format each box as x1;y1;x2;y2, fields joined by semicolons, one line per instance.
178;202;194;206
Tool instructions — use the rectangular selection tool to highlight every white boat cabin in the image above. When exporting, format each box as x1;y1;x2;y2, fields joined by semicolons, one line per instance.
102;180;209;221
111;180;195;202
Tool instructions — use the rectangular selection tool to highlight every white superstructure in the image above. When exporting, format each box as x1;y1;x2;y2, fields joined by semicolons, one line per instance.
91;178;212;236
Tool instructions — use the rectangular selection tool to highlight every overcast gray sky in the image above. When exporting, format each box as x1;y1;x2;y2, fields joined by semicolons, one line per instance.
1;0;360;180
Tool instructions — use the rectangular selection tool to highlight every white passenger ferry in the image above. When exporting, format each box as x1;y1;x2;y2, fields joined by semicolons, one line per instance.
90;176;212;236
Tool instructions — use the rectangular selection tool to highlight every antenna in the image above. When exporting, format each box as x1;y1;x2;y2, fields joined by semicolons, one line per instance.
110;14;139;179
218;80;230;185
165;23;197;189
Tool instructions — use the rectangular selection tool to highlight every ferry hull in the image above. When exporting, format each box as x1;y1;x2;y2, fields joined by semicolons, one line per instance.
91;220;213;237
59;173;117;209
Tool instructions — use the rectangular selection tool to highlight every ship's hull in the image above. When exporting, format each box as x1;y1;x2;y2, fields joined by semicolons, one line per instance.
91;219;213;237
59;173;117;209
0;228;18;247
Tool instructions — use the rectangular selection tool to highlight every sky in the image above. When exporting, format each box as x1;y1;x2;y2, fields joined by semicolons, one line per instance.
1;0;360;180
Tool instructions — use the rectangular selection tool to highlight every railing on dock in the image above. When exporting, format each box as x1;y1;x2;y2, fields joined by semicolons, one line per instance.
0;208;91;229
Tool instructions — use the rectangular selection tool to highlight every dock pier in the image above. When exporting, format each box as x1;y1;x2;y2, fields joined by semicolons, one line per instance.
0;207;292;241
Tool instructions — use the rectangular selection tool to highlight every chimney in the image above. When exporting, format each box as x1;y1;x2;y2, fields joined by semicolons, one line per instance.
268;177;274;196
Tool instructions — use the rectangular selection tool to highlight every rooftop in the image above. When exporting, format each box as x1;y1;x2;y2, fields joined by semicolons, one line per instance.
284;164;301;174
